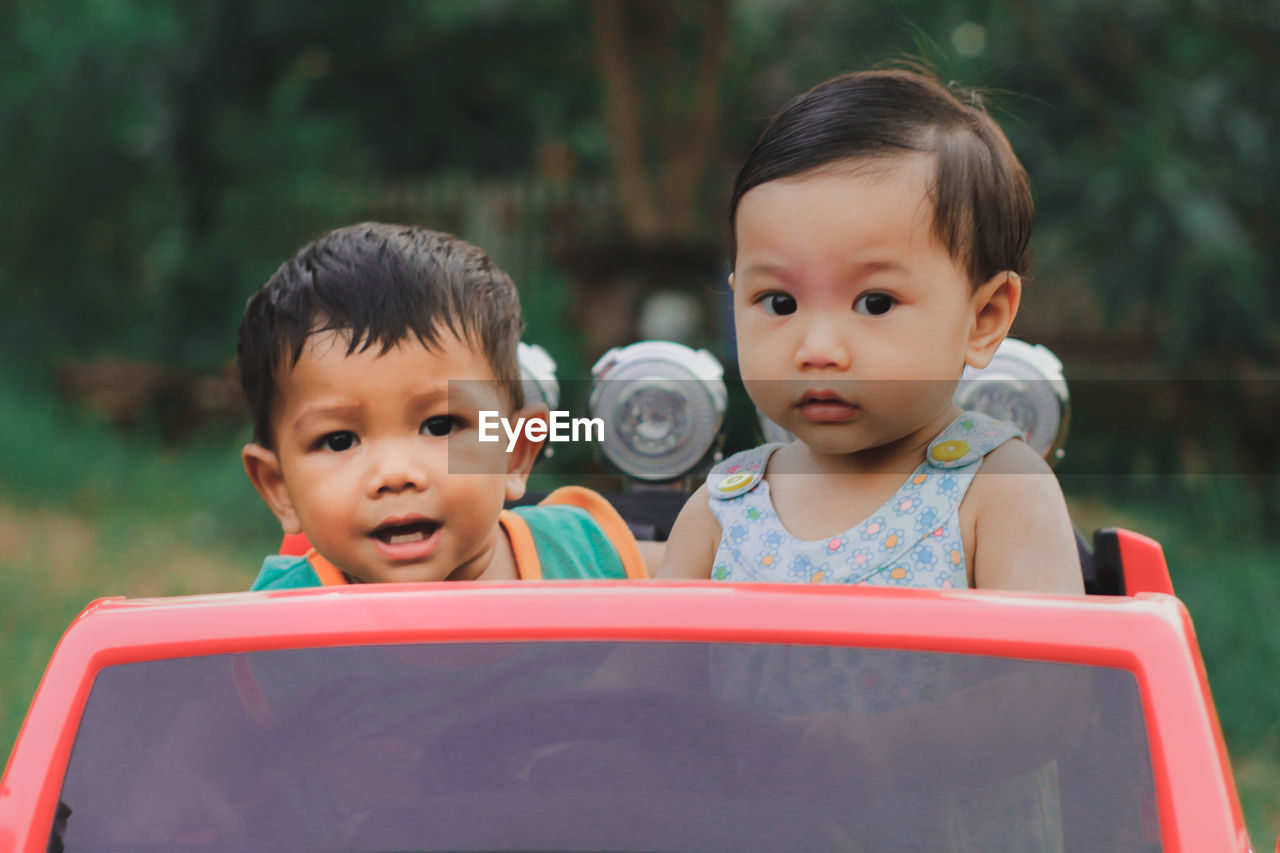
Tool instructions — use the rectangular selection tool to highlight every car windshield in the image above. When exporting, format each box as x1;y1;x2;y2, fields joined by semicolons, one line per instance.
52;641;1160;852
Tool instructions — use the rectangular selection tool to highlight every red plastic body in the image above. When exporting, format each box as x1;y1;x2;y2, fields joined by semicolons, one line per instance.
278;532;310;557
1114;528;1175;595
1;582;1249;852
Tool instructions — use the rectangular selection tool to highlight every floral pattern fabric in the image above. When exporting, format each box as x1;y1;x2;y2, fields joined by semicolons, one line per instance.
707;411;1022;588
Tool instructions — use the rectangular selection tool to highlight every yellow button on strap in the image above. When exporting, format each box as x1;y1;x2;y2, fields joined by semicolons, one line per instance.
716;472;756;494
930;439;970;463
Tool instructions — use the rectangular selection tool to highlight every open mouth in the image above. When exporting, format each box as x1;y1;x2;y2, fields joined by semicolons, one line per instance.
372;519;440;545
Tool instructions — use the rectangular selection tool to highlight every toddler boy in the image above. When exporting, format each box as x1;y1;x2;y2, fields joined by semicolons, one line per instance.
238;222;649;589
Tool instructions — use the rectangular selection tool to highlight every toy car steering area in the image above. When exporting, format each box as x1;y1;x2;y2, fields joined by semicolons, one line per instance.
276;337;1173;597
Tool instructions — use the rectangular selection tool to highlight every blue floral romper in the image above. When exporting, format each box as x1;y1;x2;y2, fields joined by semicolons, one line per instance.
706;411;1021;588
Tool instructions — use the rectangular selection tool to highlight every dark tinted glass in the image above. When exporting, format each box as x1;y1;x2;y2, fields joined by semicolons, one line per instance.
52;642;1159;852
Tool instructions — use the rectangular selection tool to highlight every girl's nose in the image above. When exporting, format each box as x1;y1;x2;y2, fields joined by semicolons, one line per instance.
794;319;851;371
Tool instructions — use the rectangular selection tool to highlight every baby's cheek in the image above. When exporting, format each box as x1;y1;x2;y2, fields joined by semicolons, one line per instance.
449;433;507;475
742;378;785;417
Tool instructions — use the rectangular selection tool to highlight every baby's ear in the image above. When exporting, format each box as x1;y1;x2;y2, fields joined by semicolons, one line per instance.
503;404;549;502
965;272;1022;369
242;443;303;535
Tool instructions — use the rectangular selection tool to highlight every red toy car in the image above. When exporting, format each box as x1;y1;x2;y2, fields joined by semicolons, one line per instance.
1;576;1252;851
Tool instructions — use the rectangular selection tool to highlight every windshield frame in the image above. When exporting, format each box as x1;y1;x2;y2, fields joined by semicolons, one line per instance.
2;581;1248;852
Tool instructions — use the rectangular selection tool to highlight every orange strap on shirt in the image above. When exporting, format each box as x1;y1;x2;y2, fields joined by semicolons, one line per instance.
499;509;542;579
305;548;349;586
499;487;649;579
539;486;648;579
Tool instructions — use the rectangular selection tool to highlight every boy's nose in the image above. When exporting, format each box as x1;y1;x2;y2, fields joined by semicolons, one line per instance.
794;319;851;371
367;445;429;496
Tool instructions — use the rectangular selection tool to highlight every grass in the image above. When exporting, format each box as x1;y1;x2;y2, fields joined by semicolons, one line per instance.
0;380;279;761
2;382;1277;844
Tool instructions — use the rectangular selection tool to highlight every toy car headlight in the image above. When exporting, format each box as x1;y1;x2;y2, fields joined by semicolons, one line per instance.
518;342;559;411
589;341;728;483
955;338;1070;466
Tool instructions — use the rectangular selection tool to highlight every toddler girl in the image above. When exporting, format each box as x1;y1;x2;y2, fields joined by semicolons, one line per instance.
659;68;1087;851
661;69;1082;595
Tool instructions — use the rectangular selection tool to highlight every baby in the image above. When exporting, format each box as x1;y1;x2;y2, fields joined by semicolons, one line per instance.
239;222;651;588
662;69;1082;594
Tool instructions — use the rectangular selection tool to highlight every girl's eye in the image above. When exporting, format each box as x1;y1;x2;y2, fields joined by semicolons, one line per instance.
854;292;895;316
321;431;358;452
760;292;798;316
421;416;457;437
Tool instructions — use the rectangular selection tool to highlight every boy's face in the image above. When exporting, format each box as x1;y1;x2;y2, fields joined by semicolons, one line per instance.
243;329;538;583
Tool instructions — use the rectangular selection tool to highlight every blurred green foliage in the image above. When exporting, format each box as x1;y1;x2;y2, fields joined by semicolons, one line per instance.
1001;1;1277;365
1;0;1274;379
0;0;607;375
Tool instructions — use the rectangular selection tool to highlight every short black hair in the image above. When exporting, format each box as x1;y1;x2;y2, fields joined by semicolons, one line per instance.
730;68;1033;287
238;222;524;448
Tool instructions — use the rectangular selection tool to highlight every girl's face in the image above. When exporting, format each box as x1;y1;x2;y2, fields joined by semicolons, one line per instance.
732;155;996;459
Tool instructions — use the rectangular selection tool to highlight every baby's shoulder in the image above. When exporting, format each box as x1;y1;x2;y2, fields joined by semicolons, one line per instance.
975;436;1052;476
962;434;1082;594
963;435;1062;519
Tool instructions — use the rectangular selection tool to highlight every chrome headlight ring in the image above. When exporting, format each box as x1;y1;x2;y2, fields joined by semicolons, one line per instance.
517;342;560;412
589;341;728;483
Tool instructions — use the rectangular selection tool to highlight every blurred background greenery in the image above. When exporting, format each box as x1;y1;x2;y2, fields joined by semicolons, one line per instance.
1;0;1277;841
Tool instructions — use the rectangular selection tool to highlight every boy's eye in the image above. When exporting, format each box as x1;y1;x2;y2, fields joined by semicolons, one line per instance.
421;416;457;437
854;292;895;316
321;431;358;452
759;292;797;316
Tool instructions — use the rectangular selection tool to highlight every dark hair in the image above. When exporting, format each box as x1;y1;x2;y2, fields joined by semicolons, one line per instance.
238;222;524;447
729;69;1033;287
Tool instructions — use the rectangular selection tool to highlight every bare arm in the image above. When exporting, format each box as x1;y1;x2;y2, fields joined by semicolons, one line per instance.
656;484;720;579
967;441;1084;594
